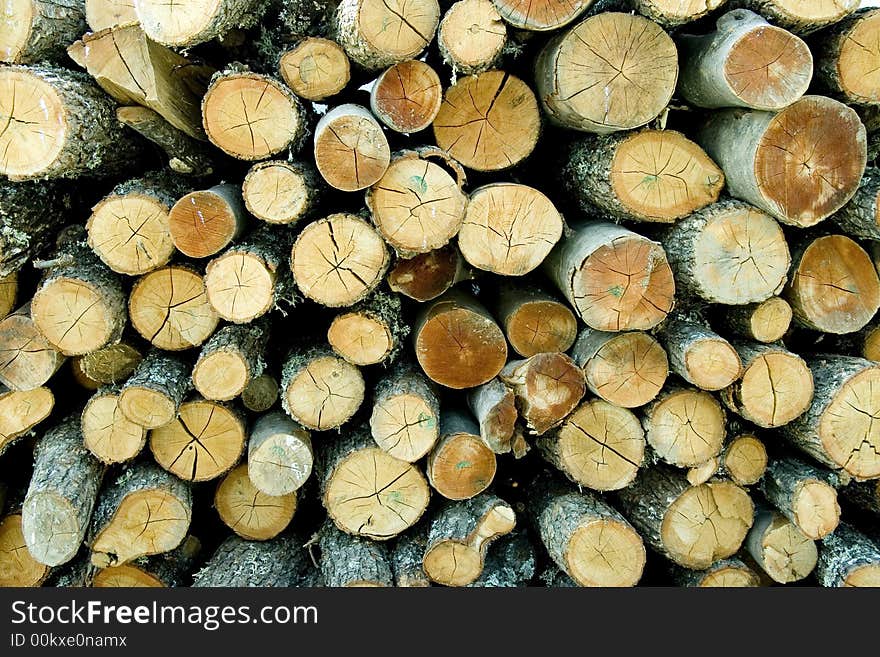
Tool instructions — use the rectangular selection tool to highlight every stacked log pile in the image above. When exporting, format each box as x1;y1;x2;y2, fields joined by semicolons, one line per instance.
2;0;880;588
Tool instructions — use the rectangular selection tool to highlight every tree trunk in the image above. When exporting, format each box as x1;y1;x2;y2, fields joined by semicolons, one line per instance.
642;386;726;468
760;455;841;540
438;0;506;75
312;104;391;191
493;284;577;358
811;8;880;105
248;411;312;496
242;159;324;225
728;0;859;34
370;61;443;133
116;106;216;176
387;244;470;302
319;520;394;587
0;512;51;586
657;317;741;391
278;37;350;102
744;507;817;583
215;463;296;541
427;410;497;500
81;390;147;464
0;304;65;391
92;536;200;587
669;557;760;588
716;297;792;343
369;363;440;462
328;291;407;366
193;535;309;587
1;0;85;64
466;377;517;454
169;184;248;259
136;0;270;47
118;349;191;429
192;322;268;401
816;522;880;587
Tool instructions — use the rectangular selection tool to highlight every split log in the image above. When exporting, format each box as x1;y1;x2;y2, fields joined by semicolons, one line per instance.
387;244;469;302
0;513;50;586
192;323;268;401
193;535;309;587
615;465;754;569
149;399;246;482
202;68;307;161
22;417;103;566
490;0;590;31
812;8;880;105
0;385;54;457
370;61;443;133
719;433;767;486
428;411;496;500
467;378;517;454
242;160;323;225
118;349;190;429
744;507;817;583
81;391;147;464
530;473;646;587
779;356;880;480
534;12;678;134
717;297;792;343
538;399;645;492
279;37;351;101
728;0;859;34
720;341;814;428
129;265;219;350
280;346;365;431
92;536;200;587
543;221;675;332
169;184;248;259
319;423;430;540
0;304;65;391
291;212;390;307
366;148;467;257
669;558;761;588
136;0;268;47
333;0;440;70
438;0;506;75
0;65;141;180
248;412;312;496
571;327;668;408
0;0;85;64
116;106;215;176
694;96;867;227
328;291;407;366
469;530;535;587
241;373;279;413
493;284;577;358
785;234;880;334
86;0;136;30
433;71;541;171
760;456;841;540
642;386;726;468
458;183;563;276
370;365;440;463
657;317;741;391
319;521;394;587
313;104;391;191
499;353;585;435
833;169;880;241
677;9;812;110
562;130;724;224
817;522;880;587
423;494;516;586
89;461;191;567
215;463;296;541
391;526;430;587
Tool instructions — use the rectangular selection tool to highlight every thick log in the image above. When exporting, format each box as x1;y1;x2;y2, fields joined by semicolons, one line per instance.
193;535;309;587
438;0;506;75
760;455;841;540
116;106;215;176
169;184;248;260
427;411;497;500
816;523;880;587
643;386;726;468
328;291;407;366
192;322;268;401
1;0;85;64
0;513;51;586
499;353;585;435
812;8;880;105
313;104;391;191
370;364;440;463
493;284;577;359
279;37;351;102
466;378;517;454
717;297;792;343
215;463;296;541
669;558;761;588
370;61;443;134
387;244;470;302
242;160;323;226
728;0;859;34
320;520;393;587
93;536;200;587
136;0;269;47
248;412;312;496
744;507;817;583
658;317;741;391
82;390;147;464
118;349;190;429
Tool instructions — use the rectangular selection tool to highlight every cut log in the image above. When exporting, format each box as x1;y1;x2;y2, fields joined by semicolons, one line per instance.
313;104;391;191
615;465;754;569
534;12;677;134
786;234;880;334
727;0;859;34
116;106;215;176
467;378;517;454
489;0;590;31
22;417;103;567
0;304;65;391
241;373;279;413
0;0;85;64
136;0;268;47
493;285;577;359
571;328;668;408
428;411;497;500
658;317;741;391
669;557;761;588
192;322;268;401
717;297;792;343
686;456;720;486
694;96;866;227
370;364;440;462
634;0;726;28
391;526;431;587
433;71;540;171
202;68;307;161
562;130;724;224
193;535;309;587
118;349;190;429
320;520;394;587
370;61;443;133
280;346;365;431
169;184;248;259
423;494;516;586
816;522;880;587
438;0;506;75
279;37;350;101
92;535;200;587
468;530;534;587
0;385;54;457
291;212;390;307
328;291;407;366
248;411;312;496
458;183;563;276
833;169;880;241
86;0;137;30
779;356;880;480
642;386;726;468
543;221;675;332
744;507;817;583
319;423;430;540
87;172;189;276
499;353;585;435
720;341;813;428
720;433;767;486
538;399;645;492
215;463;296;541
530;473;646;587
387;244;470;302
812;8;880;105
677;9;812;110
367;148;467;257
659;200;789;305
760;455;841;540
333;0;440;70
129;265;219;350
82;391;147;464
413;290;507;389
149;399;246;482
88;461;191;567
0;513;50;586
242;160;323;225
0;65;141;180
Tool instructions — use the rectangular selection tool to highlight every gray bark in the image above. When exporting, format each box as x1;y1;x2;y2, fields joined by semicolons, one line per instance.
817;522;880;587
193;534;310;586
319;520;394;586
